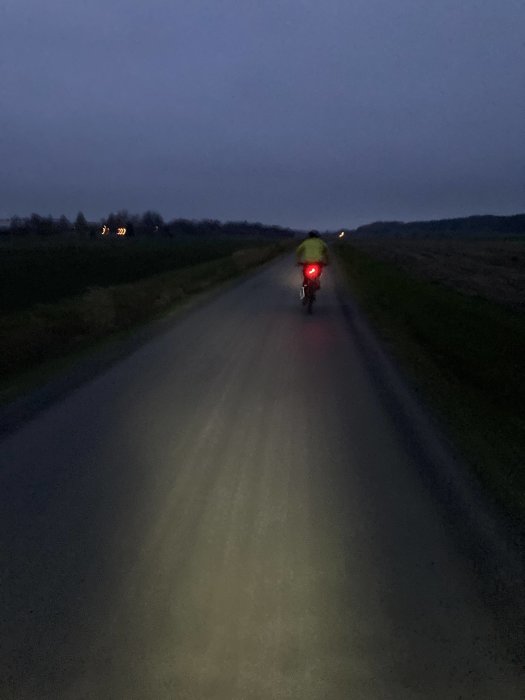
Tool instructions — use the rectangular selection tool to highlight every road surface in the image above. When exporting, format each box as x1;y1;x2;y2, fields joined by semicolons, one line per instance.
1;256;524;699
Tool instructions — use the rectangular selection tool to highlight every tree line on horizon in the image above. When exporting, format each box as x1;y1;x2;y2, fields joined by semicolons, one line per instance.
3;211;298;239
352;213;525;237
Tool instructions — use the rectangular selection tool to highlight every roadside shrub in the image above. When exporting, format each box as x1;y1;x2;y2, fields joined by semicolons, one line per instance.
79;288;116;335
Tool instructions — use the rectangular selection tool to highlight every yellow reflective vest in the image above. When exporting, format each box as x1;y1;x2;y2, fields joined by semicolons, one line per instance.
296;237;329;263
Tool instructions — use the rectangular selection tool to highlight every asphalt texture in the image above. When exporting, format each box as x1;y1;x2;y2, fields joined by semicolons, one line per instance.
1;256;524;699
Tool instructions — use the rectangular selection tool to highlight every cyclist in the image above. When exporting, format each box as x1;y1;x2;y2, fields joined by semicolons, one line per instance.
296;231;329;290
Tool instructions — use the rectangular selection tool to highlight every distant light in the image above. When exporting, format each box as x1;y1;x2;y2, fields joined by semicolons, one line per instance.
117;227;127;236
101;225;109;235
338;231;345;238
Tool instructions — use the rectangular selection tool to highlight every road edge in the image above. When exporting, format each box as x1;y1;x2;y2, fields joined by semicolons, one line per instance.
0;257;280;438
332;253;525;654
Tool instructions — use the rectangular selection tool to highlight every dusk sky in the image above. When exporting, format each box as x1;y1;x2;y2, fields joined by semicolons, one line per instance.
2;0;524;230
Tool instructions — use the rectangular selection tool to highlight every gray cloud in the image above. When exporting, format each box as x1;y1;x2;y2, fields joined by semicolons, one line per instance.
1;0;524;228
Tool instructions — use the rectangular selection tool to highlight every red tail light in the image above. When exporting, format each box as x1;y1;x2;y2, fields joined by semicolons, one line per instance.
305;264;320;279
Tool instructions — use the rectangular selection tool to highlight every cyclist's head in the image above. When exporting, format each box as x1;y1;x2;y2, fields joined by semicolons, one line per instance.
308;230;319;238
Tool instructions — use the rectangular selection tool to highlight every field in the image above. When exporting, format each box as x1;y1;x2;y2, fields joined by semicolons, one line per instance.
347;237;525;311
335;238;525;522
0;237;275;316
0;237;288;392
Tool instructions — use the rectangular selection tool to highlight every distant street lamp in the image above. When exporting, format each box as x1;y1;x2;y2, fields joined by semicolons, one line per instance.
338;231;345;239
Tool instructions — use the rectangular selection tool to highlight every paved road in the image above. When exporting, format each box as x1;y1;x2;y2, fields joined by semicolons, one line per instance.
2;256;524;699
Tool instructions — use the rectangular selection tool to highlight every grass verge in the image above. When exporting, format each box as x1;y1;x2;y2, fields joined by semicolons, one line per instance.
335;243;525;522
0;243;287;400
0;237;280;316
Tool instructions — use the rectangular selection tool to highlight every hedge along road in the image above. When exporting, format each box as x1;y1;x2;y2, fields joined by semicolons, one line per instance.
1;255;524;699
